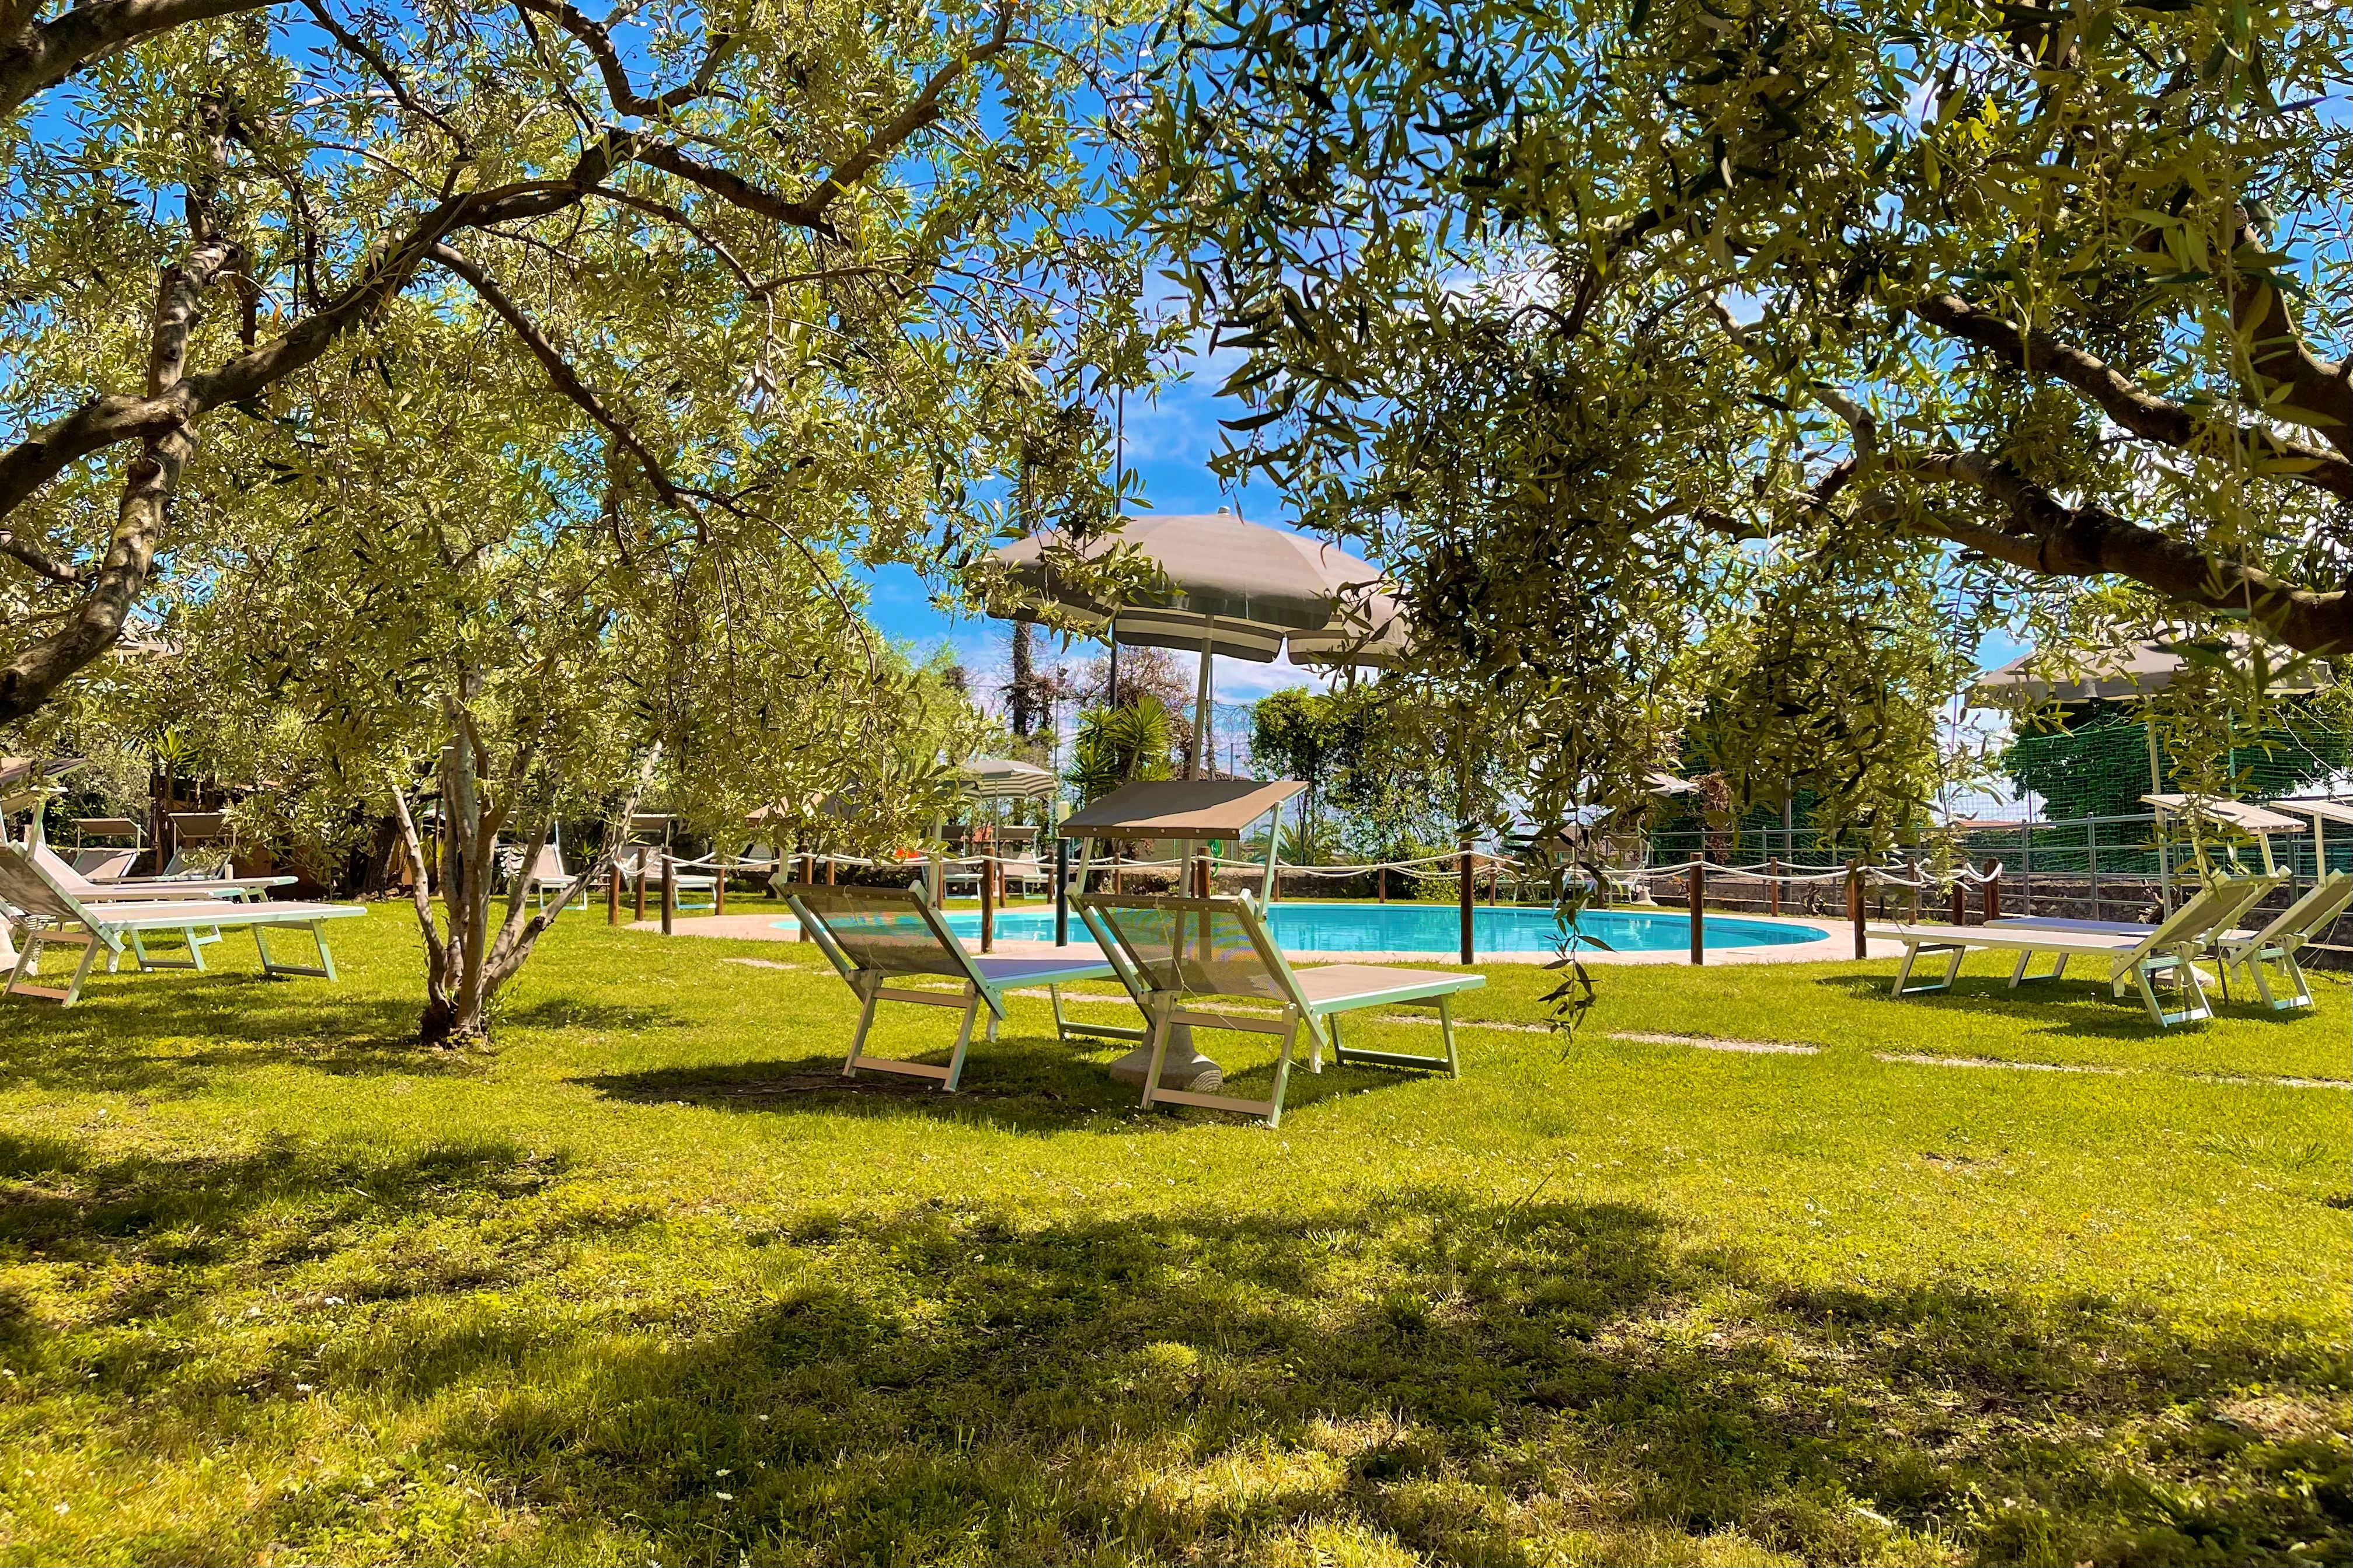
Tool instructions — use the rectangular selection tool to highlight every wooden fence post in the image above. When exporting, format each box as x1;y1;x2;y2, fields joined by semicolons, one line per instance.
1768;857;1781;917
1458;833;1474;966
633;856;647;922
980;842;995;954
660;854;676;935
1982;857;2000;922
714;857;728;917
1846;857;1864;959
1688;857;1705;965
1950;867;1965;926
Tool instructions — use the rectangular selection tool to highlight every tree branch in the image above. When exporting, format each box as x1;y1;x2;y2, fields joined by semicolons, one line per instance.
299;0;469;152
428;241;693;513
384;772;451;987
510;0;735;119
1915;292;2353;498
485;742;663;989
588;184;756;291
0;526;88;585
0;102;233;722
0;142;638;721
0;0;273;119
633;6;1013;236
0;155;619;532
1867;451;2352;656
2221;214;2353;458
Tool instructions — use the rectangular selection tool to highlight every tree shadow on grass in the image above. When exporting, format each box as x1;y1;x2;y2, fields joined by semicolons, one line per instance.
0;981;702;1097
574;1025;1436;1136
0;1131;581;1368
5;1139;2344;1565
336;1191;2345;1566
0;985;481;1094
494;996;699;1035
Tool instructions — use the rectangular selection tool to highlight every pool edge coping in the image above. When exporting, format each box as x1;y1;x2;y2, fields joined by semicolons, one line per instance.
642;907;1901;966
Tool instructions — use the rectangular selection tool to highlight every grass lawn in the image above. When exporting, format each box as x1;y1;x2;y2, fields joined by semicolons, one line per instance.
0;898;2345;1566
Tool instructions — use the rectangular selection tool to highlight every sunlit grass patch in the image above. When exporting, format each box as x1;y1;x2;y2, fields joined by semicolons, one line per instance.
0;900;2344;1564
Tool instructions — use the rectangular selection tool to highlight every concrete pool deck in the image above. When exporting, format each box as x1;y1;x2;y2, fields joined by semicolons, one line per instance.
628;906;1909;966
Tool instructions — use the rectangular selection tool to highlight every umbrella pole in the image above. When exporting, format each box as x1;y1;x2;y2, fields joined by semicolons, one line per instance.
1187;625;1216;896
1191;625;1215;780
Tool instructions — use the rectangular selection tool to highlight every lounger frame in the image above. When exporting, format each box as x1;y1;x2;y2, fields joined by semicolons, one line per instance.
782;883;1121;1092
1871;876;2271;1029
2;846;358;1007
1075;891;1481;1127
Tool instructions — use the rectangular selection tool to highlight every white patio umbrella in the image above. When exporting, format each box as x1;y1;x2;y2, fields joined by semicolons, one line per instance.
996;508;1410;776
961;757;1058;800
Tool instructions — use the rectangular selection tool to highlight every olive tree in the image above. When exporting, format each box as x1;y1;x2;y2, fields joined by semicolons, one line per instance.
108;289;1002;1046
1139;0;2349;829
0;0;1158;721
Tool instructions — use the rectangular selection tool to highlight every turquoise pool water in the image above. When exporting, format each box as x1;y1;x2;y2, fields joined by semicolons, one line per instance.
786;901;1825;955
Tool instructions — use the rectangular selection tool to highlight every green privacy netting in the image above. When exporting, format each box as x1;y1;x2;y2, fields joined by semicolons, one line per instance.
2005;703;2348;823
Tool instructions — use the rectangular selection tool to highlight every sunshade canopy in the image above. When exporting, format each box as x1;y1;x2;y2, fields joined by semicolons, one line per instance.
962;757;1057;801
748;795;862;825
997;512;1409;667
2142;794;2304;834
1975;637;2327;704
1063;779;1308;838
2272;798;2353;828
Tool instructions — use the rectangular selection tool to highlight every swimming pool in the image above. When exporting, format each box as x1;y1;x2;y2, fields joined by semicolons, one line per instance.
786;901;1826;956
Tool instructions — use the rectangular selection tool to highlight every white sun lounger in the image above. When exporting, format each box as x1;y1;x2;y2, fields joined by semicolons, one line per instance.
1075;890;1485;1127
514;843;589;915
70;847;137;879
2213;872;2352;1011
30;841;291;903
781;882;1121;1092
1869;876;2268;1028
0;843;361;1006
1982;872;2342;1008
13;843;297;964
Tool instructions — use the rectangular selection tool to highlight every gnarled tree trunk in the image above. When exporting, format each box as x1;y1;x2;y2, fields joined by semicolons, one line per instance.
387;728;660;1048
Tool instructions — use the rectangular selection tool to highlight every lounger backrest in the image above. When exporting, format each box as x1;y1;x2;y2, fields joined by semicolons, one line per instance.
782;882;974;982
2250;872;2353;947
0;843;95;923
528;844;567;883
2134;875;2267;956
161;847;226;878
31;842;114;900
1076;893;1302;1007
71;848;137;879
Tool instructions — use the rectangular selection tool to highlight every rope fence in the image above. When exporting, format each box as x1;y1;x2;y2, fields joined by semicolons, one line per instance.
556;806;2346;966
